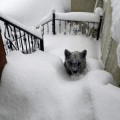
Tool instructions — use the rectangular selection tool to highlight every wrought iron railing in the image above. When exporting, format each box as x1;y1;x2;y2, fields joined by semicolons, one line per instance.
0;14;44;54
36;9;103;40
0;8;103;55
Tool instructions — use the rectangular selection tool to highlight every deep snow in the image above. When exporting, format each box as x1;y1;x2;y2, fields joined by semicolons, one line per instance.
0;33;119;120
90;84;120;120
44;34;101;61
0;0;120;120
1;51;117;120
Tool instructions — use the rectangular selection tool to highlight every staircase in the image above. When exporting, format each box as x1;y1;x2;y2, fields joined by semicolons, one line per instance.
0;12;44;55
0;8;103;78
0;7;103;56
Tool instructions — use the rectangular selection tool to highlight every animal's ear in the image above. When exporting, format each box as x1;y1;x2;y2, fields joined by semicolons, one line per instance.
65;49;71;59
80;50;87;58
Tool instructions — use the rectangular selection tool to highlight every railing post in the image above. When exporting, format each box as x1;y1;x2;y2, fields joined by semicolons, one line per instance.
0;28;7;80
40;39;44;51
52;10;56;35
97;16;103;40
40;26;44;51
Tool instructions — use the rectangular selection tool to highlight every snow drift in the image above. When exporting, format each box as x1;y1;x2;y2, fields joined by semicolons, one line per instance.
44;34;101;61
0;51;118;120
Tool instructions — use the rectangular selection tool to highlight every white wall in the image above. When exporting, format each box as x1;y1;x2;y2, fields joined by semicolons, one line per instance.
0;0;65;26
62;0;71;12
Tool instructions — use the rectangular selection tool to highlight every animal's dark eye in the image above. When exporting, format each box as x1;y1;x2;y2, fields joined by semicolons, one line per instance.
78;62;81;66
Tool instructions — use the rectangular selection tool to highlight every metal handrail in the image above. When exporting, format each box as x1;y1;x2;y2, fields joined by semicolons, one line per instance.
39;11;102;40
0;14;44;54
0;17;42;39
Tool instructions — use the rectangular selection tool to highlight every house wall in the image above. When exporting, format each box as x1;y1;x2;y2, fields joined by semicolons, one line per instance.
101;0;120;86
71;0;96;12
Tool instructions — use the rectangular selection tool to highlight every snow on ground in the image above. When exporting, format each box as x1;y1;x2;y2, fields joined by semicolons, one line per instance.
0;50;116;120
1;32;120;120
89;84;120;120
0;0;120;119
44;34;101;61
0;0;64;26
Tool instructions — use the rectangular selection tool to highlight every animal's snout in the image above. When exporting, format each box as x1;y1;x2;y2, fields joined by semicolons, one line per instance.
72;63;78;71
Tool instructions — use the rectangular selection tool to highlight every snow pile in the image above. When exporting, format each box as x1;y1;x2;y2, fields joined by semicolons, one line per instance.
0;0;64;26
90;84;120;120
94;7;103;17
111;0;120;67
0;51;116;120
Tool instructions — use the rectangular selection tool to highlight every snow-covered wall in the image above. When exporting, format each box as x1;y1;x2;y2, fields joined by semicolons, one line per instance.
100;0;120;85
111;0;120;44
0;0;65;26
111;0;120;69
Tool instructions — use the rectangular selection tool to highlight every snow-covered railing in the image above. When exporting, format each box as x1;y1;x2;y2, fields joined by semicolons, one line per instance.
36;8;103;40
0;12;44;54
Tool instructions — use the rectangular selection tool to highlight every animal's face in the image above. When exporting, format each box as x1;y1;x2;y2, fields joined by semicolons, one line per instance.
64;49;87;76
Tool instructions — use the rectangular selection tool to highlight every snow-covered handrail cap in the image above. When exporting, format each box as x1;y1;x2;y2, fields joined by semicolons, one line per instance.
94;7;104;16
